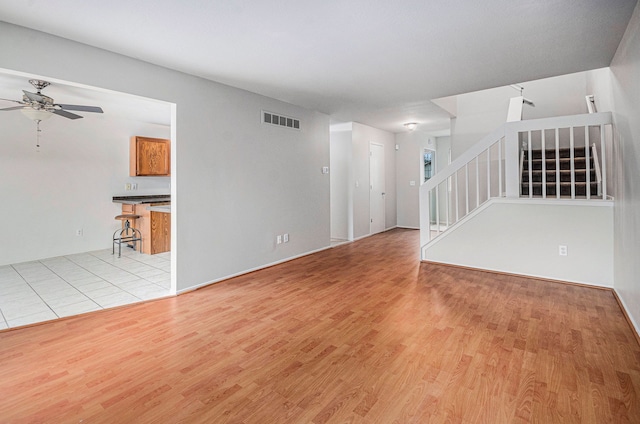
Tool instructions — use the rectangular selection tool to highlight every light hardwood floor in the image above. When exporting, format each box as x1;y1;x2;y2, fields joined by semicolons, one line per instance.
0;229;638;423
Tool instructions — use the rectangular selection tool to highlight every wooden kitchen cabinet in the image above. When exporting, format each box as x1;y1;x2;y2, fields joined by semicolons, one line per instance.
150;211;171;254
130;136;171;176
121;203;170;255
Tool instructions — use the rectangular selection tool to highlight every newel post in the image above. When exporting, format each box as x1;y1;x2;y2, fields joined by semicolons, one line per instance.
504;124;520;198
419;185;431;255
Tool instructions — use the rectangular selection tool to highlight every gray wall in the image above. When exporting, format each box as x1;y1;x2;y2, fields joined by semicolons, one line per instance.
329;122;397;241
0;22;331;293
608;1;640;332
329;127;352;240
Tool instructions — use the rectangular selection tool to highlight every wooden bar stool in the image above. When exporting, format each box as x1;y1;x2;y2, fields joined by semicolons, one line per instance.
113;214;142;257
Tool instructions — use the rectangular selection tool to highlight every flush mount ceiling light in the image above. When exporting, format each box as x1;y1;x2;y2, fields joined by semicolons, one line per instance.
404;122;417;131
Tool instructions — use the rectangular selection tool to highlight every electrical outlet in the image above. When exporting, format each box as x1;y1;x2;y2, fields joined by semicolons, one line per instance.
321;166;329;174
277;235;282;244
76;229;83;236
131;183;137;190
283;233;289;243
559;245;568;256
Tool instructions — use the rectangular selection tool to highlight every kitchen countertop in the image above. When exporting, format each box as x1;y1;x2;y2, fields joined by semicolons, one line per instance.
146;204;171;213
112;194;170;204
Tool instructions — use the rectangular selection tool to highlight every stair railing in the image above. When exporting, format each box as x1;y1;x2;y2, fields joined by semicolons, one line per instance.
420;112;612;250
419;126;506;247
517;113;611;200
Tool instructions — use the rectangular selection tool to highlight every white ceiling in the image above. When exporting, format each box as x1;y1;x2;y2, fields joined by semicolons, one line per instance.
0;0;636;133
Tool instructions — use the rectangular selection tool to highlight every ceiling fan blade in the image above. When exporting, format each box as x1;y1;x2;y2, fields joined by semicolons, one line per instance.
0;97;24;105
23;90;45;103
0;106;25;111
57;104;104;113
52;109;83;120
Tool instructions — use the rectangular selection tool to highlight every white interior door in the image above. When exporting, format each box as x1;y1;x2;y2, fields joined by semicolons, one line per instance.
370;142;385;234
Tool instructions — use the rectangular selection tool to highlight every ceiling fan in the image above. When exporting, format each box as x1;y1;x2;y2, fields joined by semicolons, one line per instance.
0;79;103;120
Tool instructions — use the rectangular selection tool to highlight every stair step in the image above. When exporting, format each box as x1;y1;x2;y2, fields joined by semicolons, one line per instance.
523;147;592;160
521;182;599;197
523;158;594;171
522;182;598;187
520;146;601;197
522;169;597;183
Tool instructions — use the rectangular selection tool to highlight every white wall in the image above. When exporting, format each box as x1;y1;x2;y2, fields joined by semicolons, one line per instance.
0;22;331;292
329;126;352;240
586;68;614;112
424;200;614;287
607;1;640;332
351;122;396;239
0;108;170;265
450;86;513;159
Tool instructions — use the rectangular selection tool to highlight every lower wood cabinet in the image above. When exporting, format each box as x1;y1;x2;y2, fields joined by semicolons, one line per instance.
149;211;171;254
121;204;170;255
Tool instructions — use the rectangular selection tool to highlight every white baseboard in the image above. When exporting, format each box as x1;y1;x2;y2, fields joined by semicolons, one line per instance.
178;227;402;295
613;288;640;340
352;225;398;242
421;258;613;289
177;244;334;295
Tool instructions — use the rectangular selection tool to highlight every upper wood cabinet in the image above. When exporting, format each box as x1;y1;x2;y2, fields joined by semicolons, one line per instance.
130;136;171;176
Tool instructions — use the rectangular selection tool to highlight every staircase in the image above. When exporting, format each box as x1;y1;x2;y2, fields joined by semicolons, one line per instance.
521;147;599;197
420;112;612;251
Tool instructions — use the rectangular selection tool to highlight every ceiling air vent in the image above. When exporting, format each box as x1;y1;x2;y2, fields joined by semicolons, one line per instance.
263;110;300;130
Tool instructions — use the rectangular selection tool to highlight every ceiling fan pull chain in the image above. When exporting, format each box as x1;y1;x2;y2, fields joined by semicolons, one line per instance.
35;119;42;151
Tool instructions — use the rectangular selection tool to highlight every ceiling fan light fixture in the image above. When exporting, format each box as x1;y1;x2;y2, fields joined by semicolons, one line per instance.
21;107;52;122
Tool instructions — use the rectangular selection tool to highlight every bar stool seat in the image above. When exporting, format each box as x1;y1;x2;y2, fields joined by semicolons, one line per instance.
113;214;142;257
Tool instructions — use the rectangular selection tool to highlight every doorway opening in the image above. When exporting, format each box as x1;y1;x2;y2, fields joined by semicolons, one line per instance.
423;149;435;183
0;68;176;329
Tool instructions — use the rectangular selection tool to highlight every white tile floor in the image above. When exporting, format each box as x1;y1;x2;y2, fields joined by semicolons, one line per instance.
0;248;172;330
